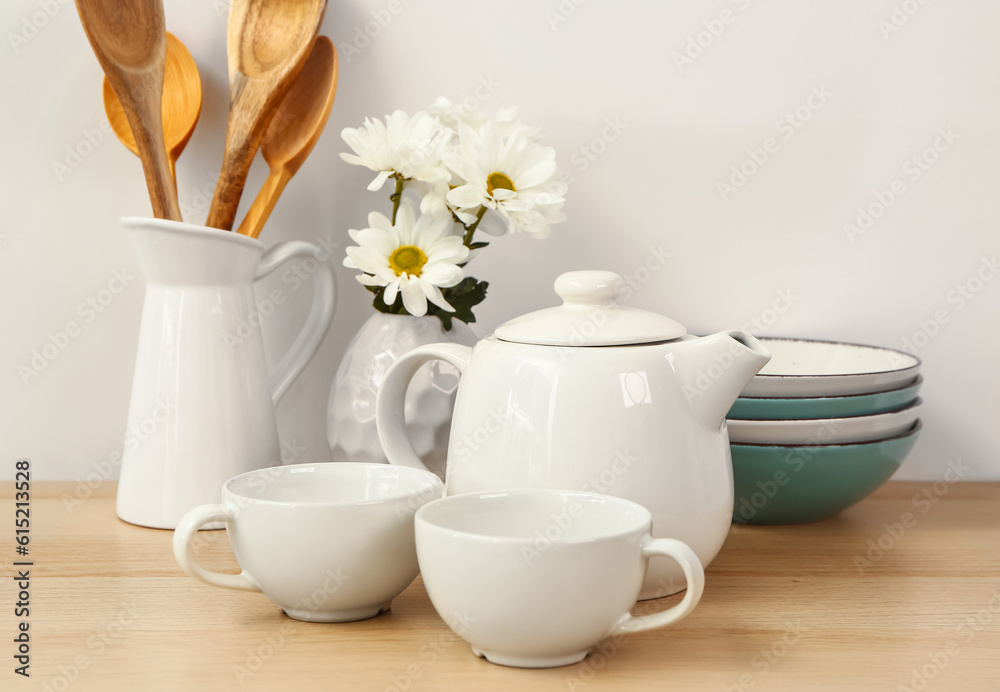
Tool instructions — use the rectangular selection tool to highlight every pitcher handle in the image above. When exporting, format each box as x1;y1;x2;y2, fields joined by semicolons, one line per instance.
376;343;472;472
255;241;337;405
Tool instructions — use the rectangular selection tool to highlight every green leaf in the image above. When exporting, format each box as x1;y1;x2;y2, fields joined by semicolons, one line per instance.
428;277;489;331
359;275;489;331
365;284;408;315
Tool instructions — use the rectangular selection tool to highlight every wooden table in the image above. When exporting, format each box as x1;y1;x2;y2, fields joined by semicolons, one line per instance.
2;481;998;691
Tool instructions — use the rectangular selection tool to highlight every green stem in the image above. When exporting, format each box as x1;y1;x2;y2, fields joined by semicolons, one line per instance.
390;174;405;224
462;206;488;247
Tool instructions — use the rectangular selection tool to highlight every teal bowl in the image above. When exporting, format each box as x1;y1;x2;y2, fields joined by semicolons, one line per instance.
729;376;922;420
731;421;922;525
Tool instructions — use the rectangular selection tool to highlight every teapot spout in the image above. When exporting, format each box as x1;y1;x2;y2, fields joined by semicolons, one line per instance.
670;330;771;429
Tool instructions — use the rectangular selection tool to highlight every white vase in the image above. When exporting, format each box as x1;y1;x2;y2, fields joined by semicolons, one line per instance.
117;218;336;529
327;313;475;478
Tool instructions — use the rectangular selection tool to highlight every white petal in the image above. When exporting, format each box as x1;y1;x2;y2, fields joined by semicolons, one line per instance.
425;244;468;266
499;197;530;213
421;262;464;286
350;243;391;268
420;188;450;215
442;152;482;186
340;128;370;155
383;278;401;307
448;185;485;209
513;159;557;189
372;265;398;283
368;169;393;191
521;189;565;206
505;212;518;235
345;246;387;275
400;279;428;316
356;273;386;287
368;211;394;236
454;208;478;225
394;201;418;244
412;164;451;186
477;212;508;237
340;152;373;169
354;228;397;257
415;212;454;246
509;209;551;239
423;283;456;312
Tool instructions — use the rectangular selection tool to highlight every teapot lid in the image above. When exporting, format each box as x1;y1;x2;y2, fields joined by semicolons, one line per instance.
494;270;686;346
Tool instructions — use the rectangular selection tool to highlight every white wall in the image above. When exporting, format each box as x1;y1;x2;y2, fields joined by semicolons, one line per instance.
2;0;997;482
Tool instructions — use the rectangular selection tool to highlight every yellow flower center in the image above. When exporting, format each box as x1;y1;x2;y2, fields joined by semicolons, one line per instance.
486;171;516;196
389;245;428;277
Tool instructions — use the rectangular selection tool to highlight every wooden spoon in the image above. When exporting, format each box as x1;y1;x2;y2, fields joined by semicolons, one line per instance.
103;32;202;189
237;38;337;240
74;0;181;220
205;0;328;231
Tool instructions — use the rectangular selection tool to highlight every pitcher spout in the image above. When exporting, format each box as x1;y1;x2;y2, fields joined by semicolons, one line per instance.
670;330;771;429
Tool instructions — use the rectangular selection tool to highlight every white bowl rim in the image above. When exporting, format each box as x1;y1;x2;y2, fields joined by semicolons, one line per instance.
737;375;923;402
415;489;652;544
222;461;443;507
730;420;922;449
728;397;922;424
753;337;922;379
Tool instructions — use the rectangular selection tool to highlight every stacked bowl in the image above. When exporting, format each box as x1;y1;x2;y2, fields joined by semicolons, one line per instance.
727;338;923;524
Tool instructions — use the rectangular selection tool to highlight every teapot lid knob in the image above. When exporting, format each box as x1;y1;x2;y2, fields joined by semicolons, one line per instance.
494;268;688;347
554;270;623;308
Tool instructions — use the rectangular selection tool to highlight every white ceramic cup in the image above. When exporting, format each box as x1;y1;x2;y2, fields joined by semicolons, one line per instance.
173;462;443;622
415;489;705;668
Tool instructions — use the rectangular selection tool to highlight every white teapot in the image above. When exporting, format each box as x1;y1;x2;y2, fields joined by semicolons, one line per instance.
376;270;770;599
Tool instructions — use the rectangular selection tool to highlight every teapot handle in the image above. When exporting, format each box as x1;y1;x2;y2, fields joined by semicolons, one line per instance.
376;343;472;472
254;241;337;405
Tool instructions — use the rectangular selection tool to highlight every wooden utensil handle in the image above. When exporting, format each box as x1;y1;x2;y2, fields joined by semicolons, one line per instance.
137;141;181;220
139;144;183;221
206;85;279;231
236;168;292;239
205;140;254;231
119;70;182;221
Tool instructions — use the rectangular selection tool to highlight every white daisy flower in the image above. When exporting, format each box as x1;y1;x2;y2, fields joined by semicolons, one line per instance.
344;201;469;316
340;110;452;192
406;179;453;217
443;122;566;239
428;96;488;132
493;105;544;142
430;98;543;142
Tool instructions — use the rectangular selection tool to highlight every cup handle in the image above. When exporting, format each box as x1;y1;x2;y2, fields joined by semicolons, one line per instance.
254;241;337;405
611;537;705;635
173;504;260;592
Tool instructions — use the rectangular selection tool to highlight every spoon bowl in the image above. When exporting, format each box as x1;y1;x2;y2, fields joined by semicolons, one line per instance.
237;37;338;239
103;32;202;187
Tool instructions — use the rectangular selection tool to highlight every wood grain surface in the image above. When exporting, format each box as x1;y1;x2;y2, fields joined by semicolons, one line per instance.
1;481;998;691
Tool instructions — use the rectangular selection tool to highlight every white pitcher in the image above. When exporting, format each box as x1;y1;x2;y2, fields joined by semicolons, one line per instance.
117;218;336;529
